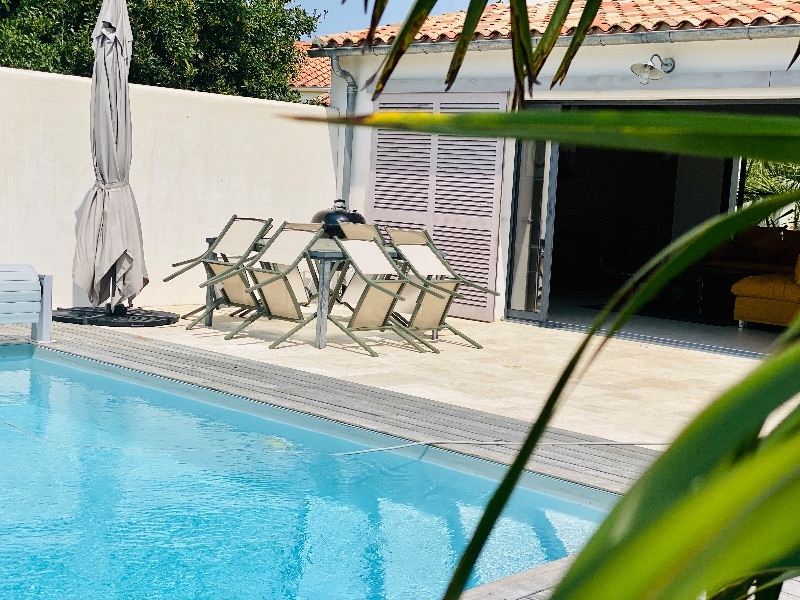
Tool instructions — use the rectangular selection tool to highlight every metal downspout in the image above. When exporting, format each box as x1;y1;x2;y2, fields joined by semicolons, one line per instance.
330;54;357;209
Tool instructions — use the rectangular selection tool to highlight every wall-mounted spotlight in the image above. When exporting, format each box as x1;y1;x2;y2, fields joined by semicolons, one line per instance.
630;54;675;85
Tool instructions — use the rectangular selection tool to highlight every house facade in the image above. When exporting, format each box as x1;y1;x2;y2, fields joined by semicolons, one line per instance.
310;1;800;324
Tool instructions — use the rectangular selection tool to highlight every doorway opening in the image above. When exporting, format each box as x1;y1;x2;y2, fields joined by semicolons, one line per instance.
506;101;800;355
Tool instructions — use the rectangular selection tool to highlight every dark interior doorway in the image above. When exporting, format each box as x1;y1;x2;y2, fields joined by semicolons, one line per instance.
543;101;799;329
550;147;679;294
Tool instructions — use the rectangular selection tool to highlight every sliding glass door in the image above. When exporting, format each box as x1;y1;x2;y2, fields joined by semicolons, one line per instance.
506;138;559;321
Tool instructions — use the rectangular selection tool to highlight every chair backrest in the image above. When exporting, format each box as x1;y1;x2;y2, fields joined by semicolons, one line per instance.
340;222;383;241
337;238;406;328
246;224;322;320
397;245;452;277
340;239;398;277
207;263;257;307
259;223;322;266
215;217;272;258
385;228;427;245
385;228;451;277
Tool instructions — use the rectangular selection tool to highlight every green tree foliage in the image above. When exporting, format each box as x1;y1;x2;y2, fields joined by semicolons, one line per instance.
0;0;318;101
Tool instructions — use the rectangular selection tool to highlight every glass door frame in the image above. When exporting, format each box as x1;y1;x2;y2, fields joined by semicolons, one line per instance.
505;134;560;323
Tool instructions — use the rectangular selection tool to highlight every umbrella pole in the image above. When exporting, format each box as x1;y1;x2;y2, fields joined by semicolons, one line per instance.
105;263;127;316
105;263;116;315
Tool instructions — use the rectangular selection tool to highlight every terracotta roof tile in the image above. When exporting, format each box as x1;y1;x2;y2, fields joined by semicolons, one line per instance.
293;41;331;88
314;0;800;48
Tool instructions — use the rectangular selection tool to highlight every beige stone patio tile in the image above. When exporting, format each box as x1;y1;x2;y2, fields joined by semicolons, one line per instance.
127;305;763;447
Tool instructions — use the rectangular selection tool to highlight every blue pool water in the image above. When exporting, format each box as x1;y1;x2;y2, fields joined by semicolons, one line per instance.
0;346;612;599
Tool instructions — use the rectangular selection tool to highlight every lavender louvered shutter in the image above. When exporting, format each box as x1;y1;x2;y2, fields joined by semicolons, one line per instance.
367;93;507;321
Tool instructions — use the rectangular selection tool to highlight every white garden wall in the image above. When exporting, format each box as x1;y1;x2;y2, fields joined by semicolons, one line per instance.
0;66;341;308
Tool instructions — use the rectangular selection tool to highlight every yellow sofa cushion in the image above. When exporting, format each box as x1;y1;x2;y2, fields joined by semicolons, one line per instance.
732;274;800;304
734;296;800;327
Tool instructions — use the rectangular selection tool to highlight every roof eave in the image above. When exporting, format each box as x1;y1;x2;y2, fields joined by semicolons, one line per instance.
308;24;800;57
292;85;332;92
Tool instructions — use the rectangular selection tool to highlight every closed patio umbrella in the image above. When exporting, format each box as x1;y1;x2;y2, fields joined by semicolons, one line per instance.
73;0;148;309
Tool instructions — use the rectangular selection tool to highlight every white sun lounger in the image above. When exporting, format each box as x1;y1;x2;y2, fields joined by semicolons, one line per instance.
0;265;52;342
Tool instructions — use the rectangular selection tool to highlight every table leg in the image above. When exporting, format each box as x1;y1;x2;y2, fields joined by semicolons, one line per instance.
315;259;331;348
204;284;214;327
204;240;216;327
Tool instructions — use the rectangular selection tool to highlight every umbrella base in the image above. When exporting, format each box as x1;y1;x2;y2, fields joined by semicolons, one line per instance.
53;307;178;327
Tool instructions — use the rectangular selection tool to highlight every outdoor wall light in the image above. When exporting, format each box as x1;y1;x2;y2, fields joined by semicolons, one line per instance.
630;54;675;85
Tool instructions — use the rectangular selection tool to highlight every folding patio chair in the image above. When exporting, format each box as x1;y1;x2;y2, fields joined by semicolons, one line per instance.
200;222;324;341
325;236;435;357
163;215;273;321
385;228;499;351
164;215;273;282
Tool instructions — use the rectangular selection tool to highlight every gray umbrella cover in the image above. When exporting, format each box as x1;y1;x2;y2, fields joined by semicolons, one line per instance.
73;0;148;307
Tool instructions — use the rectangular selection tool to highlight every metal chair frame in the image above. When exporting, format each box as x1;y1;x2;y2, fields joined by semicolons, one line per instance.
164;215;273;323
200;222;325;343
325;237;438;357
385;228;499;351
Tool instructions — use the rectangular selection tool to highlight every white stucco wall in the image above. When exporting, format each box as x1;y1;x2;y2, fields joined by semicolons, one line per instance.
295;86;331;103
0;67;341;309
327;34;800;320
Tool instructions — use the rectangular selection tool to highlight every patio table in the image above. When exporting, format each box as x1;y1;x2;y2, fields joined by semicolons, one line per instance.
307;238;343;349
308;238;400;349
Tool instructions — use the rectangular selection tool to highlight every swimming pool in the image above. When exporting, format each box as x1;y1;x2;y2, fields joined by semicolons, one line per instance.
0;344;614;599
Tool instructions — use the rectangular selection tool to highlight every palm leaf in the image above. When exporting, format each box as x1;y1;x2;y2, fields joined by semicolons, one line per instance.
789;39;800;70
321;109;800;165
550;0;601;87
366;0;438;99
551;426;800;599
365;0;389;49
358;0;590;105
327;4;800;599
443;0;488;90
444;193;800;599
509;0;537;103
529;0;573;78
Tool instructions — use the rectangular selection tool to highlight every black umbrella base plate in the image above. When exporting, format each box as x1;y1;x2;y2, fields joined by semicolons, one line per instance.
53;307;179;327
